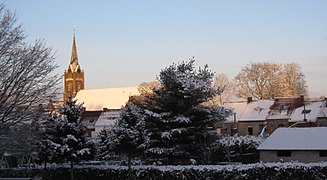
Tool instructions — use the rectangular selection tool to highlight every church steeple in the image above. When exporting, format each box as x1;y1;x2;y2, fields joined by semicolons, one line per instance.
68;33;81;72
70;33;79;68
64;32;85;102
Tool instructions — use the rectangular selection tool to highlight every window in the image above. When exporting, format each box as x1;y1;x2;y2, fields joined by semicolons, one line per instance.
302;110;311;114
247;126;253;135
319;151;327;157
277;150;291;157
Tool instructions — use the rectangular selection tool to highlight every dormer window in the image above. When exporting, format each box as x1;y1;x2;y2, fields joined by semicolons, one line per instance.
254;107;263;113
302;110;311;114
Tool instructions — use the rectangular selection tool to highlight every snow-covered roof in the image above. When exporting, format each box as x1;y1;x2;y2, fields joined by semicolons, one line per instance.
266;97;303;120
95;110;121;127
75;87;139;111
289;101;326;122
258;127;327;150
224;101;247;122
224;100;274;122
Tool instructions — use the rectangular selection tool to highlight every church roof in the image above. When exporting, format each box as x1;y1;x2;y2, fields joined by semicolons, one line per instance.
74;87;139;111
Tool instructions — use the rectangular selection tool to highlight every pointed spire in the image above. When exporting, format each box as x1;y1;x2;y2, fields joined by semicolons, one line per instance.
70;32;79;68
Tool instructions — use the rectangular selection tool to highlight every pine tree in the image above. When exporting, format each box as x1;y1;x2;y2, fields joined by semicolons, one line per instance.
45;97;95;180
96;129;112;161
109;99;147;174
142;59;229;164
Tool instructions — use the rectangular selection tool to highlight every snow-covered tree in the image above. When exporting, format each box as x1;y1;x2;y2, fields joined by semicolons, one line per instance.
96;129;112;161
142;59;230;164
45;97;95;180
109;99;147;173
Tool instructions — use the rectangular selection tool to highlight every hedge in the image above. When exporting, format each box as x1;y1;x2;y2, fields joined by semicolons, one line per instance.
1;162;327;180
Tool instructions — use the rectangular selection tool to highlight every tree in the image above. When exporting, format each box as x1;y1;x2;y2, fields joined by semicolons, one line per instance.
0;3;59;132
234;62;308;99
45;97;95;180
137;81;161;95
109;99;147;175
210;73;234;106
0;104;45;166
282;63;308;97
141;59;230;164
96;129;112;161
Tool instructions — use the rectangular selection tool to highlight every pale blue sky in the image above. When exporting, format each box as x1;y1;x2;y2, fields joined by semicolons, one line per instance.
6;1;327;97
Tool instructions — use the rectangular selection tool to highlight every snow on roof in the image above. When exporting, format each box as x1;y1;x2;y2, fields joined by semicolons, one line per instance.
258;127;327;150
95;110;121;127
289;101;326;122
266;97;303;120
224;100;274;122
74;87;139;111
224;101;247;122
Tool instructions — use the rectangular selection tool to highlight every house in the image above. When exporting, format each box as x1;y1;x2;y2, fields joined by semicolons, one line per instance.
223;98;274;136
92;109;120;137
266;97;304;134
289;100;327;127
257;127;327;163
81;110;102;137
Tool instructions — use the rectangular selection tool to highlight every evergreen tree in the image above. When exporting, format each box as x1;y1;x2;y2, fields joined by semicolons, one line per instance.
45;97;95;180
109;99;147;173
142;59;229;164
96;129;112;161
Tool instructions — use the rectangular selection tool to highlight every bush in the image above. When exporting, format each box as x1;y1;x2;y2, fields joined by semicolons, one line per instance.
1;162;327;180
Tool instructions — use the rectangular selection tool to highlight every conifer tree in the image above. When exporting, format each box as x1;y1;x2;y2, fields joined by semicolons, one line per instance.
142;59;229;164
96;129;112;161
109;99;147;174
45;97;95;180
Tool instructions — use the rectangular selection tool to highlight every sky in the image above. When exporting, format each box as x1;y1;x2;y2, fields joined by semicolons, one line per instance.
5;1;327;97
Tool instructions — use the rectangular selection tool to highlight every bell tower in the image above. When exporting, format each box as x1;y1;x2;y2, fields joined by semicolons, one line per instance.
64;33;84;102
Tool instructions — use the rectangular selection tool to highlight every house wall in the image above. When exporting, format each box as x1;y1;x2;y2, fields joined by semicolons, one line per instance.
266;119;288;135
260;150;327;163
221;122;238;135
238;121;265;136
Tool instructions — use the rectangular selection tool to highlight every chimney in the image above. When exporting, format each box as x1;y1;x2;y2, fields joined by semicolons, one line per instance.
247;97;253;103
300;95;304;102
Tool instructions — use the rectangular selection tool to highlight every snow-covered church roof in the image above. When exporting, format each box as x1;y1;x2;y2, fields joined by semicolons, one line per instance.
258;127;327;150
75;87;139;111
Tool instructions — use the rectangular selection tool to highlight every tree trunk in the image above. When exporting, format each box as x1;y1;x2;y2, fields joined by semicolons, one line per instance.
127;155;132;179
43;161;47;180
70;162;74;180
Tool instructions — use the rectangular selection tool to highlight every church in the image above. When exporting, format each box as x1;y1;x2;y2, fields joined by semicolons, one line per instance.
63;33;139;136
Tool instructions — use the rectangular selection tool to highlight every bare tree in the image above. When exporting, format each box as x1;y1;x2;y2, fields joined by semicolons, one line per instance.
137;81;161;96
0;3;60;133
210;73;233;105
234;62;308;99
282;63;308;97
